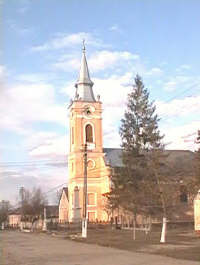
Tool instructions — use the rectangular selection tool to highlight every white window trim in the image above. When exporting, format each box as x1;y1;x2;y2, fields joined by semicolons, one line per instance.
84;122;95;145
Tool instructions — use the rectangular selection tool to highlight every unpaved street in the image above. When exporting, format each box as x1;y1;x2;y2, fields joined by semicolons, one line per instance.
0;230;199;265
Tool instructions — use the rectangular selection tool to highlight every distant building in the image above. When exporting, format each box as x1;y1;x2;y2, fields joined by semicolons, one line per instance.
45;205;59;221
0;200;10;209
8;208;21;227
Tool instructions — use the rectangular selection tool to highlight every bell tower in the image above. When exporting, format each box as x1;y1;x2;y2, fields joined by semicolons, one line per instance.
68;43;110;222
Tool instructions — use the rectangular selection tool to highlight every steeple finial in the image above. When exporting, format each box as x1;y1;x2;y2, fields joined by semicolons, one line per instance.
82;39;86;53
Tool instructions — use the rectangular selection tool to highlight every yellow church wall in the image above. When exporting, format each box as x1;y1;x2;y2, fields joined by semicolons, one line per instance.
68;175;109;221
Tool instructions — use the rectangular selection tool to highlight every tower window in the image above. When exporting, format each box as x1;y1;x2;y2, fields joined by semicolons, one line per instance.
85;124;93;143
180;185;188;203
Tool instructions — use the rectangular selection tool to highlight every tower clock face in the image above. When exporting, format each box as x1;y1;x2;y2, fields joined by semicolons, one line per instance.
84;105;95;116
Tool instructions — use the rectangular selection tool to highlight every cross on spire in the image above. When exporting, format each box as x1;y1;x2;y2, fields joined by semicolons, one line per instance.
82;39;86;53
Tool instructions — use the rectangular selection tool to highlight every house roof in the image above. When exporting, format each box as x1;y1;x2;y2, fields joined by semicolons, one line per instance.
8;208;21;215
62;187;68;199
103;148;123;167
103;148;195;177
161;150;194;176
58;187;69;206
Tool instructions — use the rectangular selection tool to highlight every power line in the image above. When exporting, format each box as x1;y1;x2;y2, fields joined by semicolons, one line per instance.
151;81;200;122
44;182;67;195
0;160;68;167
164;82;199;103
0;164;67;169
159;95;200;124
0;158;67;165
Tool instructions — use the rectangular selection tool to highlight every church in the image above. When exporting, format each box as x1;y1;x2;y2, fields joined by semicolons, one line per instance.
59;44;117;222
59;44;194;223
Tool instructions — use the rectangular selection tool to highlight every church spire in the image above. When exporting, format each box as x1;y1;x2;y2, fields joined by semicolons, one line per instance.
75;41;96;102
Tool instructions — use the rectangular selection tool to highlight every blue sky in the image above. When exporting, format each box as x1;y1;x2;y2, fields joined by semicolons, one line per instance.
1;0;200;203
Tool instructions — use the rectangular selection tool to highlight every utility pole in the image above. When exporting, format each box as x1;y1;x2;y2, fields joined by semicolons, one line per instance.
19;187;25;231
19;186;25;209
42;207;47;231
82;143;88;238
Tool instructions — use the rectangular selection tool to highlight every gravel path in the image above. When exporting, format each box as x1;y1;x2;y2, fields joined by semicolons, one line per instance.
0;230;199;265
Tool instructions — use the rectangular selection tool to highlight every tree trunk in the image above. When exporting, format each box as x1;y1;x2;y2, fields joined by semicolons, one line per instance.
133;218;136;240
160;216;167;243
153;165;167;243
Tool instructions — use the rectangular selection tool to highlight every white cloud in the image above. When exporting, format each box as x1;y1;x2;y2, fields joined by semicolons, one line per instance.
156;95;200;118
25;131;59;151
16;73;51;83
31;32;105;52
0;65;6;81
163;75;199;92
53;58;80;72
176;64;191;72
88;50;139;72
146;67;163;76
162;121;199;151
53;50;140;73
109;25;120;32
93;73;133;106
29;134;68;159
0;82;66;134
180;65;191;70
8;20;33;35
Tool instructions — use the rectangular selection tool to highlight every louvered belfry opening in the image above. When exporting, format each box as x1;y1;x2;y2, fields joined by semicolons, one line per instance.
86;124;93;143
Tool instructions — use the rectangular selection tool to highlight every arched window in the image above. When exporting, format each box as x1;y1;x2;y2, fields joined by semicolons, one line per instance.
85;124;93;143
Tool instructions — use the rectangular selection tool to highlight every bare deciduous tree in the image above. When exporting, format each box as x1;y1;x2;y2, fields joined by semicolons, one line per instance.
20;187;47;221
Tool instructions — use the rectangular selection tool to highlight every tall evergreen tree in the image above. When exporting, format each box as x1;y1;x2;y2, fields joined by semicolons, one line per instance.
119;75;164;215
108;75;169;241
120;74;162;154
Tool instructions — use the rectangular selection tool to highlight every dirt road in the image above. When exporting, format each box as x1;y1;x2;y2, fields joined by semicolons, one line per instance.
0;230;199;265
